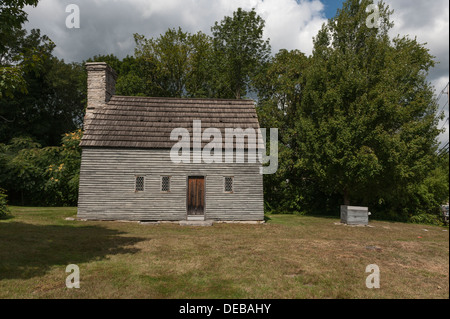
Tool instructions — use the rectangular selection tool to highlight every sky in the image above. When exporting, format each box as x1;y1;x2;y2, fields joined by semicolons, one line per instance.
23;0;449;145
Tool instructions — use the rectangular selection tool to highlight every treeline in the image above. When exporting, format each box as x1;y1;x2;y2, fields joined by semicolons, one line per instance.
0;131;81;207
90;8;270;100
1;1;85;209
0;0;448;223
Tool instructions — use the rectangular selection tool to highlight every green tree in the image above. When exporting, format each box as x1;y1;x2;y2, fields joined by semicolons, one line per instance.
44;129;82;205
0;188;10;218
0;0;46;98
0;30;85;146
0;137;49;205
0;130;82;206
116;72;147;96
134;28;214;98
135;28;190;97
0;0;39;35
255;49;310;213
185;31;215;98
296;0;441;218
211;8;271;99
110;55;148;96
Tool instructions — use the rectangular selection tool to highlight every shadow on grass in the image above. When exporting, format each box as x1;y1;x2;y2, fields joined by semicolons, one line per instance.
306;213;340;219
0;214;14;221
267;213;340;220
0;222;144;280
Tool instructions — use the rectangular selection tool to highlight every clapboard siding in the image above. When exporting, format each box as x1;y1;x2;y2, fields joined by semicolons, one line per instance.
77;148;264;221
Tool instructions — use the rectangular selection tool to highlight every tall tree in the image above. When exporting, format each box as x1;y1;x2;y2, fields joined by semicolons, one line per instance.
211;8;271;99
185;31;215;98
134;28;215;98
296;0;441;216
114;55;150;96
255;49;310;212
0;29;85;146
0;0;43;98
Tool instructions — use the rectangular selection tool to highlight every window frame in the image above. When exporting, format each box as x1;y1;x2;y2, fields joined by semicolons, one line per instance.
161;175;171;193
224;176;234;193
135;175;145;192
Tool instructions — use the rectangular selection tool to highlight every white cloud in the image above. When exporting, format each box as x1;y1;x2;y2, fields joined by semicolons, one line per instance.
385;0;449;145
387;0;449;81
253;0;326;54
23;0;327;61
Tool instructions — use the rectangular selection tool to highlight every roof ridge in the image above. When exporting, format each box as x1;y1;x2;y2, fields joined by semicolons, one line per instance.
109;95;255;103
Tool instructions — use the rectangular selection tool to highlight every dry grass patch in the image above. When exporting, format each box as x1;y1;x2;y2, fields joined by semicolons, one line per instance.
0;207;448;299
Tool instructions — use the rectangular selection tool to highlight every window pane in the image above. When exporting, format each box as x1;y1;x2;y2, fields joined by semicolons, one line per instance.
224;177;233;192
161;176;170;192
135;176;144;191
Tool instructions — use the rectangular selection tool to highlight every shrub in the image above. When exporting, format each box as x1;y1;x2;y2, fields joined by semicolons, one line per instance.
0;188;10;219
409;213;443;226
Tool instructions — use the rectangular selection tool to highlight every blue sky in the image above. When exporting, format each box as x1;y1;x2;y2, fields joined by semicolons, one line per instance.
322;0;345;18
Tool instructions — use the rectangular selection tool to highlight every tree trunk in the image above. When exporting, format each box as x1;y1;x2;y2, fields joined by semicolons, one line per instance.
343;188;350;206
235;87;241;99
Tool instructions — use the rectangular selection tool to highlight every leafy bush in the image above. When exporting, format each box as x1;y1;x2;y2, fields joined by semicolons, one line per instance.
0;130;82;206
409;213;444;226
0;188;10;219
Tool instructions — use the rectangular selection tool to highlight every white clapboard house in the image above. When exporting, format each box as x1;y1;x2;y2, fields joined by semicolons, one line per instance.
77;62;264;222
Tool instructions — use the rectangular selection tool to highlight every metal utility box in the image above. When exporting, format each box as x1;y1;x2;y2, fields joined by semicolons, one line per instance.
340;205;369;225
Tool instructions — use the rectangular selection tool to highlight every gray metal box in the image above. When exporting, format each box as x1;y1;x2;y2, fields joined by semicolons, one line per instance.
340;205;369;225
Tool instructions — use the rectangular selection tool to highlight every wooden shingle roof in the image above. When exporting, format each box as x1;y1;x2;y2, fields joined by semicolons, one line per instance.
80;95;262;149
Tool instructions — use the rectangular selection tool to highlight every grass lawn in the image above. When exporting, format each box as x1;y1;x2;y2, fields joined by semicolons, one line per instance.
0;206;448;299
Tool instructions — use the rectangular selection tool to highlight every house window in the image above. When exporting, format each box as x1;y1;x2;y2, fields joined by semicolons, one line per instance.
224;176;233;193
135;176;144;192
161;176;170;192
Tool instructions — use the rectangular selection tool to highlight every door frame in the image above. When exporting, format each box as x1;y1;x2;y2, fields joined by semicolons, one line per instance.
186;175;206;220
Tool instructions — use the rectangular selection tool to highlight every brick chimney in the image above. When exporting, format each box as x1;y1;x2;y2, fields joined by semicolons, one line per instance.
85;62;117;122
